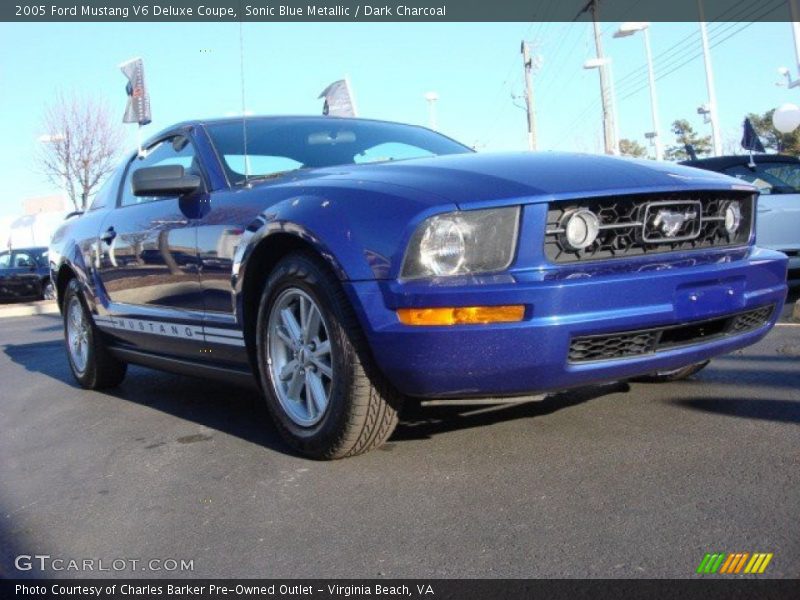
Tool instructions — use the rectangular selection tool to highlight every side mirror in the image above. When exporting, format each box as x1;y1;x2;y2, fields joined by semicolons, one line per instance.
131;165;201;197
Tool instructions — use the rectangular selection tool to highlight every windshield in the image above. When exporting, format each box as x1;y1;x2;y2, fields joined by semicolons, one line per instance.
205;118;472;184
724;161;800;195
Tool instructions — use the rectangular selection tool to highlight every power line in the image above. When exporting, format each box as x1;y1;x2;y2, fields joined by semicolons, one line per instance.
612;0;752;95
617;0;787;103
552;1;785;146
475;21;543;147
613;0;778;98
476;0;566;148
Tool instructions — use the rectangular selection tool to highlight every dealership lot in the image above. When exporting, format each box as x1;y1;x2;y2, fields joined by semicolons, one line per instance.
1;311;798;579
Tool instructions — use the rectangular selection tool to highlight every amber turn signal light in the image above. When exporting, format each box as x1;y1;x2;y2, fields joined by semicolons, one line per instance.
396;305;525;326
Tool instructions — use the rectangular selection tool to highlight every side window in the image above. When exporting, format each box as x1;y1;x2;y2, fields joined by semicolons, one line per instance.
89;164;126;211
12;251;35;268
120;136;198;207
224;155;302;178
0;252;9;269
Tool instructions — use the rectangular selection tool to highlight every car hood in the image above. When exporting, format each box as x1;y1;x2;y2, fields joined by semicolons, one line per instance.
283;151;755;209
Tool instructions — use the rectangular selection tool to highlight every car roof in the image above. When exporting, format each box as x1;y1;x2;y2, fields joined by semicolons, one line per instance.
149;115;427;143
681;154;800;170
9;246;47;252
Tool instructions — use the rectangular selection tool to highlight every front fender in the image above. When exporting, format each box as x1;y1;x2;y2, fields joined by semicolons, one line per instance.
233;185;457;287
52;238;97;312
49;210;107;313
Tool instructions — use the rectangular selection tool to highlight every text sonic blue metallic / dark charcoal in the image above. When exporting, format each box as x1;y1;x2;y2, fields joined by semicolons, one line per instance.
49;116;788;458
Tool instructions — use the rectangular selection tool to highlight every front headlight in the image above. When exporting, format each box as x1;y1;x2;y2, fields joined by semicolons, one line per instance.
401;207;520;279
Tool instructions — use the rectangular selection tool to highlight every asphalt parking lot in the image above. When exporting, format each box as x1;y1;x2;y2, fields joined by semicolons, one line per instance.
1;309;798;579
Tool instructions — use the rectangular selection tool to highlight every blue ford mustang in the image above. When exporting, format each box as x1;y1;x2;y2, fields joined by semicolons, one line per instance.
50;116;787;458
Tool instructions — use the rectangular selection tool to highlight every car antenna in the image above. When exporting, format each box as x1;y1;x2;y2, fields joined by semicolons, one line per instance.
238;20;251;187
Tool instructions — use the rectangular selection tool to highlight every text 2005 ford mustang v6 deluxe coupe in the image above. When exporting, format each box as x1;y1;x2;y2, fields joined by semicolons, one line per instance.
50;117;787;458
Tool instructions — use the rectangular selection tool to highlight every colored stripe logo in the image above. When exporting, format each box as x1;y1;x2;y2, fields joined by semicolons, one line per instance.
696;552;773;574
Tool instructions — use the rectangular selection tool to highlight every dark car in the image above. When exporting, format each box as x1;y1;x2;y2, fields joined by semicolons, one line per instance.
50;116;787;459
0;246;54;302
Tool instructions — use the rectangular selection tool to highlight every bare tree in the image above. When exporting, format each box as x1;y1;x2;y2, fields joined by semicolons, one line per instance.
37;92;125;212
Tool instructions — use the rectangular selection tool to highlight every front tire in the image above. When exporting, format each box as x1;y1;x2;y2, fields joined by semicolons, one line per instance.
256;252;402;459
63;278;127;389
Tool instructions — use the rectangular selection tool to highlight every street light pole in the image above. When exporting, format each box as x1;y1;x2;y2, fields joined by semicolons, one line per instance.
424;92;439;130
782;0;800;88
583;57;619;154
697;0;722;156
521;40;537;151
641;28;663;160
614;22;663;160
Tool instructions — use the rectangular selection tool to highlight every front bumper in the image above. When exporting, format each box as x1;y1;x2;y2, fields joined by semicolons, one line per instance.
345;247;788;398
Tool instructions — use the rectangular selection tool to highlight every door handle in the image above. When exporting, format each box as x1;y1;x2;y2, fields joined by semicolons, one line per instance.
100;227;117;243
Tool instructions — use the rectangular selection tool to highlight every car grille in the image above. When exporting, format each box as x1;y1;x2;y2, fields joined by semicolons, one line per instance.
545;192;754;263
568;305;774;363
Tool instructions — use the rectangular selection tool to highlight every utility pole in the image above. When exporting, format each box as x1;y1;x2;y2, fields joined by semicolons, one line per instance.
585;0;617;155
521;40;537;151
697;0;722;156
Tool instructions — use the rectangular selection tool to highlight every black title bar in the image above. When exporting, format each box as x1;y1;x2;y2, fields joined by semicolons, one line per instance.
3;579;800;600
3;0;795;22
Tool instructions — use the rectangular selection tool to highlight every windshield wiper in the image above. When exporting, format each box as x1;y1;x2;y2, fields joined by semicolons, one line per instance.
240;169;303;184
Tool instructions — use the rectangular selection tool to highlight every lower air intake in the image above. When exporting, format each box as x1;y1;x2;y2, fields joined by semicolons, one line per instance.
568;305;774;363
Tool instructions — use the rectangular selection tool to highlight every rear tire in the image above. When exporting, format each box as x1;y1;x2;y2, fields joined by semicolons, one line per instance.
63;278;127;389
255;251;402;459
633;360;709;383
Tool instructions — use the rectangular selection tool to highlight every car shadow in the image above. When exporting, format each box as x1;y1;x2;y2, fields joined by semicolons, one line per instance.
1;339;293;456
671;397;800;425
393;382;629;441
2;339;630;456
6;335;798;454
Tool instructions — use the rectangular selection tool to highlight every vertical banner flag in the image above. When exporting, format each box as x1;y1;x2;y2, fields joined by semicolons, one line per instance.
120;57;152;126
319;79;357;117
741;118;766;153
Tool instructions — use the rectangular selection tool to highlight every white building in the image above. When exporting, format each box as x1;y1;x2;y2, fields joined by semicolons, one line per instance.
3;194;69;249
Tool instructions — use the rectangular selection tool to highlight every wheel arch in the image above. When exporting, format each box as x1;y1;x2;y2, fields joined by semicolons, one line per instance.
238;232;345;375
55;264;78;311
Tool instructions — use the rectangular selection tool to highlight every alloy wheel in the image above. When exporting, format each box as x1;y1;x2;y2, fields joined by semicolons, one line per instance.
66;296;89;374
266;288;334;427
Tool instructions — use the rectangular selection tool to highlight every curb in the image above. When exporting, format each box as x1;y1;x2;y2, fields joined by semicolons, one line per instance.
0;301;60;319
794;299;800;323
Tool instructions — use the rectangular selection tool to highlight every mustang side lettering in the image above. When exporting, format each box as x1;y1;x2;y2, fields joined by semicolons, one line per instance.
49;116;788;458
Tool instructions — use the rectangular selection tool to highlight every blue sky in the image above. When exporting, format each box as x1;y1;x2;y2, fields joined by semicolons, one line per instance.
0;20;797;219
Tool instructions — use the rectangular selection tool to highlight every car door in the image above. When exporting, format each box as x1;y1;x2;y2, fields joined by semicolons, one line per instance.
8;250;41;299
93;134;206;358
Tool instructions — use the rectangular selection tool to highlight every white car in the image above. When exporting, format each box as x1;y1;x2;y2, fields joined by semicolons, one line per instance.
684;154;800;281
